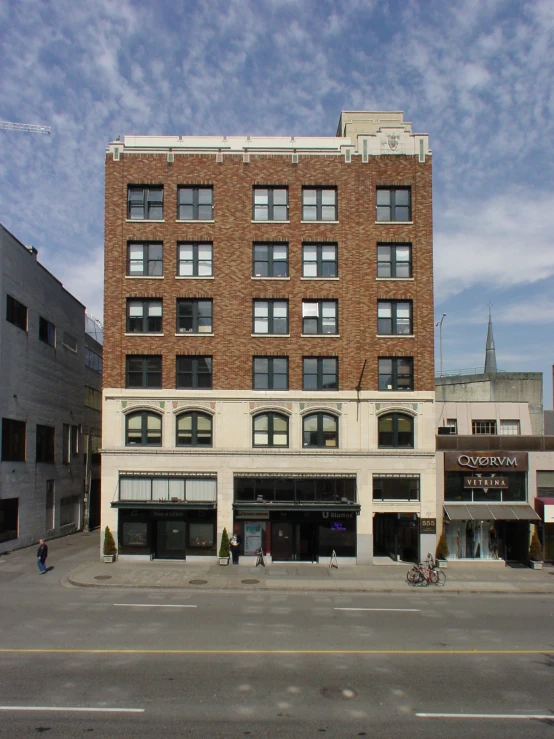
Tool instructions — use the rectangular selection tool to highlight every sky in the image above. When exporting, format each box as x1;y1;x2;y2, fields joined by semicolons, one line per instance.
1;0;553;406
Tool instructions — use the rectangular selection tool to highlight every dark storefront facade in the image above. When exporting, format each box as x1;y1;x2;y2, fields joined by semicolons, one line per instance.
233;475;359;562
113;474;217;560
442;451;539;561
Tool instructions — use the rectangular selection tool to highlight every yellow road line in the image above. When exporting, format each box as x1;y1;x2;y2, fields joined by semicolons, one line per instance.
0;648;552;655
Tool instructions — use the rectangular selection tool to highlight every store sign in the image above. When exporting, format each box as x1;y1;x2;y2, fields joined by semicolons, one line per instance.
420;518;436;534
444;452;528;473
322;511;355;519
464;477;508;489
235;511;269;520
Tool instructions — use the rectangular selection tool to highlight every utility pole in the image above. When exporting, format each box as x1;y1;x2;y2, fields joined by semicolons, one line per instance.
436;313;446;376
0;120;51;134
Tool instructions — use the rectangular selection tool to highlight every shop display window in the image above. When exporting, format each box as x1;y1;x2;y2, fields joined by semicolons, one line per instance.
445;520;504;561
122;522;148;547
189;523;214;548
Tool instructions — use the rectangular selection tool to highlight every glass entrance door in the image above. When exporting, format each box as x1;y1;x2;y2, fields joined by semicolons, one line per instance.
271;522;293;561
296;523;318;562
156;520;186;559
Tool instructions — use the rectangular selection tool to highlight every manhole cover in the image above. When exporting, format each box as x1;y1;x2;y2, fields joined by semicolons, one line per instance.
241;579;260;585
94;575;112;580
320;686;358;700
189;579;208;585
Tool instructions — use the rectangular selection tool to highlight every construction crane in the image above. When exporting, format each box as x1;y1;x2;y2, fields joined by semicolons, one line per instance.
0;120;51;135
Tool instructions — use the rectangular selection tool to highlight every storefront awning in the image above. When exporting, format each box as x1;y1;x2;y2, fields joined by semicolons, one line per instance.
444;504;540;521
112;501;216;510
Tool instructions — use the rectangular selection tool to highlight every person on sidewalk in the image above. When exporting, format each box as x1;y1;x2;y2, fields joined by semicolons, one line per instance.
230;533;241;565
37;539;48;574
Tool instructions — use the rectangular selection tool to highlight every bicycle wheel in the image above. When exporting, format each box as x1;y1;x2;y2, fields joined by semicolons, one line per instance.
428;569;439;584
435;570;446;587
407;568;421;586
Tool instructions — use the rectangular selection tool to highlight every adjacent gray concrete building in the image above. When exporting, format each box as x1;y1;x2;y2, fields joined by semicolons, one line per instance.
0;223;97;553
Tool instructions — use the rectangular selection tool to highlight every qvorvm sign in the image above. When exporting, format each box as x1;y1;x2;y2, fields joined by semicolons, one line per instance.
444;452;528;473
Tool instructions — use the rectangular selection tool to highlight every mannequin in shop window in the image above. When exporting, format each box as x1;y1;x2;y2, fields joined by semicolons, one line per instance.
466;521;474;558
488;525;498;559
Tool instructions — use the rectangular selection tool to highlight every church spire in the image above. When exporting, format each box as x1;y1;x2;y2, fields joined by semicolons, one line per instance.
484;304;497;374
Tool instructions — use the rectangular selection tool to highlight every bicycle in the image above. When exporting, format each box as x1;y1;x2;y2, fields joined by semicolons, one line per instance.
406;553;446;587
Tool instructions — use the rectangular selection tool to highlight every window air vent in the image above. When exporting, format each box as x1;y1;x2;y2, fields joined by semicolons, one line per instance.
167;151;174;163
292;152;299;164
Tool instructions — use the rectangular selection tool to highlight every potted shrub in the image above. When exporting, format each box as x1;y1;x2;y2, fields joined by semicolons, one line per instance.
103;526;117;563
435;528;449;568
528;529;544;570
219;527;230;566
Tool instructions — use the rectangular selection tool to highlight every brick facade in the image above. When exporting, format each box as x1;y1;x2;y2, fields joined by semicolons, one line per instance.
104;153;433;392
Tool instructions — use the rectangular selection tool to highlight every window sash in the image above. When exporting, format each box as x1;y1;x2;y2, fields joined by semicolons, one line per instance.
177;187;213;220
302;301;337;334
127;300;163;333
176;356;212;389
253;300;288;334
376;188;411;222
252;188;288;221
378;357;414;391
127;243;163;276
126;356;162;388
377;301;412;335
378;413;414;448
377;244;412;278
253;413;289;447
177;243;213;277
302;188;337;221
128;187;163;219
252;243;289;277
6;295;28;331
176;412;213;447
176;300;213;333
302;413;338;448
302;244;338;277
302;357;338;390
253;357;288;390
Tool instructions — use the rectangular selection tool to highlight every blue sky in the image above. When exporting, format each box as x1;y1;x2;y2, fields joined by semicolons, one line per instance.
1;0;553;406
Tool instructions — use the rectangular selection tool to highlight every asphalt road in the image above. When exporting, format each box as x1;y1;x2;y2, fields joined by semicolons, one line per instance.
1;536;553;737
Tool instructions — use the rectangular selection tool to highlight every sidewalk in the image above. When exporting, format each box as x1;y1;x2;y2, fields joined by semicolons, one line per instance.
66;553;554;594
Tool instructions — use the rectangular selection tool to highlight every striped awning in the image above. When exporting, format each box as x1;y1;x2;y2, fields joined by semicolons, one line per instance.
444;504;540;521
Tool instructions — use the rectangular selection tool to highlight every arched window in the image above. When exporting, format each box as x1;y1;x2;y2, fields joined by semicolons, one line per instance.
125;411;162;446
253;413;289;447
176;412;212;447
378;413;414;448
302;413;338;448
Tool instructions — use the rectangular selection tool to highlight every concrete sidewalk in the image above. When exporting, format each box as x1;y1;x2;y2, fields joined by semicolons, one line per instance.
67;555;554;594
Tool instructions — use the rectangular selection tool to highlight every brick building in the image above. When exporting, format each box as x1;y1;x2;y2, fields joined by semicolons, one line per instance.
101;111;436;564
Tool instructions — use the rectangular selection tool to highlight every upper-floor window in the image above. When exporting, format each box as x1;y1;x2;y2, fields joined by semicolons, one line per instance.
373;476;420;501
126;411;162;446
302;188;337;221
85;347;103;374
1;418;26;461
176;356;212;389
126;355;162;388
253;243;288;277
302;243;338;278
127;186;163;220
253;187;288;221
177;187;213;220
177;243;213;277
126;299;162;334
303;357;338;390
253;300;288;335
62;332;77;352
176;412;212;447
376;187;411;222
176;299;213;334
6;295;27;331
378;357;414;391
472;420;497;435
253;357;288;390
302;300;338;334
377;244;412;278
127;243;163;276
303;413;338;448
499;420;520;436
39;316;56;347
84;386;102;412
444;419;458;434
253;413;289;448
36;424;55;463
377;301;412;335
378;413;414;448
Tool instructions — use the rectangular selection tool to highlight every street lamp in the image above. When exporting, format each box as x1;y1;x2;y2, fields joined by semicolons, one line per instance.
435;313;446;376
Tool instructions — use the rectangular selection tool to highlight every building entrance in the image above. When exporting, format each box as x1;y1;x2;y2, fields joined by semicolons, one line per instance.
271;522;318;562
373;513;419;562
156;520;186;559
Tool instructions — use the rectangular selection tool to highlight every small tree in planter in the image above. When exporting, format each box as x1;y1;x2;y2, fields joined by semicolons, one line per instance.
435;528;449;568
528;529;544;569
219;527;230;565
103;526;117;563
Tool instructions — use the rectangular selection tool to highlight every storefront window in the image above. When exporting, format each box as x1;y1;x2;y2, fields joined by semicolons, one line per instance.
319;515;356;557
234;477;357;503
122;522;148;547
188;523;214;548
445;520;504;561
373;476;420;501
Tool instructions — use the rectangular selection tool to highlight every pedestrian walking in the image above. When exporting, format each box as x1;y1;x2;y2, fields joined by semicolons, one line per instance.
229;533;241;565
37;539;48;574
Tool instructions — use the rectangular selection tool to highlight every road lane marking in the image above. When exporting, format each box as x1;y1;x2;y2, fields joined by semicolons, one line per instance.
335;608;420;612
0;648;552;655
0;706;144;713
417;713;553;720
113;604;197;608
